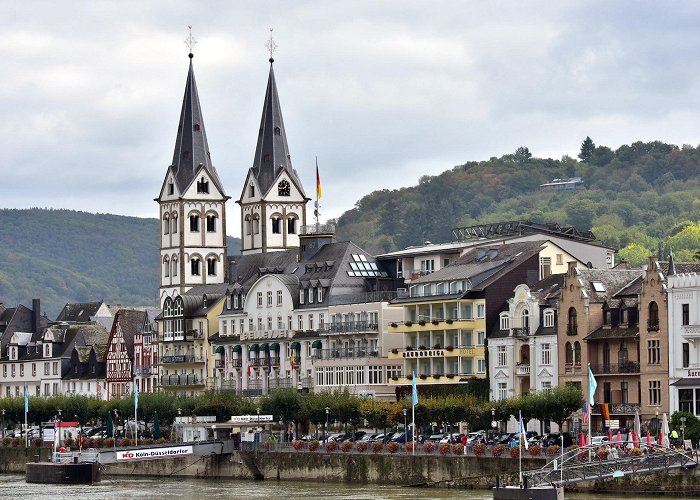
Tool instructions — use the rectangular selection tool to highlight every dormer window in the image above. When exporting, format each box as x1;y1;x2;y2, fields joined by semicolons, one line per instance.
299;289;305;305
318;287;324;303
168;181;174;195
196;176;209;193
249;185;255;197
274;126;281;136
10;347;17;361
193;123;200;131
44;344;51;358
500;312;509;331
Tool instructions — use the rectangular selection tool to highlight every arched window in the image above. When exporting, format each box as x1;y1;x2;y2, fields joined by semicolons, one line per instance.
499;312;509;331
649;301;659;330
543;309;555;328
603;341;610;369
206;213;217;232
618;341;628;364
287;216;297;235
567;307;577;335
172;213;178;234
163;256;170;277
207;257;217;276
521;309;530;333
189;214;200;232
191;258;201;276
565;341;573;364
271;215;282;234
172;255;178;277
253;215;260;235
245;215;252;236
163;215;170;234
574;341;581;365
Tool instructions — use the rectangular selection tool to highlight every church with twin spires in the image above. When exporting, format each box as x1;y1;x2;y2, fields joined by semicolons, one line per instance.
156;51;309;308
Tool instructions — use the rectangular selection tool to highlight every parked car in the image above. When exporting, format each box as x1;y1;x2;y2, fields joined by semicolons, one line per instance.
351;431;367;441
360;433;379;442
591;436;610;446
390;431;414;444
439;433;464;444
382;432;397;443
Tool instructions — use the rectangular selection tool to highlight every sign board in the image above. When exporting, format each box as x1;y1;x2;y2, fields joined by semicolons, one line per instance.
605;420;620;429
116;445;193;461
685;439;692;450
491;420;497;429
230;414;274;424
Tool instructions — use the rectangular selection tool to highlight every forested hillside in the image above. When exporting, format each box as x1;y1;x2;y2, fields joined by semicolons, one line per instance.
0;209;240;318
336;140;700;264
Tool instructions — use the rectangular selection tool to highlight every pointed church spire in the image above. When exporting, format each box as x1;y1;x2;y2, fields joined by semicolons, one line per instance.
250;57;305;197
170;52;219;193
668;249;677;276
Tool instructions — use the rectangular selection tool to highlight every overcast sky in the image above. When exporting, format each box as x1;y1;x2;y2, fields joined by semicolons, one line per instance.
4;2;700;237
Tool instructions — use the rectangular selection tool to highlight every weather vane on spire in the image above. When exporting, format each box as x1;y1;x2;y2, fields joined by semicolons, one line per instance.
265;27;277;61
184;25;197;56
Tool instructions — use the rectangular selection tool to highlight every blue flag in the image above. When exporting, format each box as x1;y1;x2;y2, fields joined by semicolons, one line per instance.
411;371;418;406
24;385;28;413
519;411;528;450
588;364;597;406
134;380;139;411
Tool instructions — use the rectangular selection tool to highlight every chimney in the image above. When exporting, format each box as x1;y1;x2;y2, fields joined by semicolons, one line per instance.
32;298;41;334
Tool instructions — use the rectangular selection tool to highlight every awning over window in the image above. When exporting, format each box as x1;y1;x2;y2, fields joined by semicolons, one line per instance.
260;343;270;352
249;344;260;352
232;345;242;354
311;340;323;349
290;341;301;350
270;343;280;351
214;346;225;354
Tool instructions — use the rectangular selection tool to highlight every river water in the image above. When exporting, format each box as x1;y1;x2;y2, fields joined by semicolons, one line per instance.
2;474;691;499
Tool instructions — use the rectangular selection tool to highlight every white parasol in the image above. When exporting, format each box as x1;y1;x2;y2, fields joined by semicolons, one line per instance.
661;413;670;448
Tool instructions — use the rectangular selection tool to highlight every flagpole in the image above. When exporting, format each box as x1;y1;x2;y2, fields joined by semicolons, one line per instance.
315;157;321;231
519;411;522;486
24;385;28;448
411;402;415;456
134;381;138;447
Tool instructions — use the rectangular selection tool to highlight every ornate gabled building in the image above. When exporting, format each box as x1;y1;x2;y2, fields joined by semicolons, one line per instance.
157;52;229;307
237;58;309;255
105;309;153;399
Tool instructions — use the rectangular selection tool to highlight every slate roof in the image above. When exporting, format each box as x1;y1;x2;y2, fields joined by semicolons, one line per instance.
584;326;640;341
249;61;306;197
575;268;644;303
529;273;565;303
169;55;225;196
659;261;700;276
56;301;106;323
228;250;299;287
110;309;147;358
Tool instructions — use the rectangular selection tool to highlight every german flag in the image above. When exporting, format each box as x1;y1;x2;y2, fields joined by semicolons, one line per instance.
316;158;322;200
601;403;611;422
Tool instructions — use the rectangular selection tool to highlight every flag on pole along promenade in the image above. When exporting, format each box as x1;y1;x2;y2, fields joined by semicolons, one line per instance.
581;403;589;424
411;371;419;406
247;347;252;377
290;350;296;370
24;385;29;413
588;364;597;405
134;380;139;411
519;411;529;450
316;159;322;199
268;349;272;375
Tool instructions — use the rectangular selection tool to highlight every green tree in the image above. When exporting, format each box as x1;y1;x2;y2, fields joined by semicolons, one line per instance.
578;136;595;162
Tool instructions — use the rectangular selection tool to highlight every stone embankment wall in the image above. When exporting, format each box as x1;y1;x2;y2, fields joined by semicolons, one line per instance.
0;448;51;474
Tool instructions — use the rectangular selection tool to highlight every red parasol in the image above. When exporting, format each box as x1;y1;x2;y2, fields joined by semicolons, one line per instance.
579;431;586;447
608;429;613;443
646;431;652;448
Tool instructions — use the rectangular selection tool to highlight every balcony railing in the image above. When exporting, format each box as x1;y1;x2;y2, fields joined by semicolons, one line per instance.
134;366;155;376
647;320;660;332
611;403;641;414
161;354;194;364
300;223;336;235
512;327;529;338
160;374;203;386
185;330;205;341
300;377;313;389
319;321;379;335
313;348;379;360
232;359;242;368
516;364;531;376
589;362;640;374
564;362;582;374
269;378;294;389
215;359;224;369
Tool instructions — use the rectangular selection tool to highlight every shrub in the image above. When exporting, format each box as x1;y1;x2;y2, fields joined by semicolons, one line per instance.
324;440;337;453
422;441;436;453
438;443;450;455
355;441;368;453
371;441;383;454
31;438;42;448
472;443;486;456
630;448;643;458
545;445;561;457
11;438;20;447
104;438;115;448
308;440;319;452
156;437;166;445
293;440;305;451
2;437;10;446
510;446;520;458
405;442;414;453
119;438;131;447
491;444;507;457
142;438;153;446
89;438;98;448
340;440;352;452
451;443;464;455
446;345;454;351
596;448;609;460
565;445;579;454
63;438;73;448
387;442;399;454
528;444;541;457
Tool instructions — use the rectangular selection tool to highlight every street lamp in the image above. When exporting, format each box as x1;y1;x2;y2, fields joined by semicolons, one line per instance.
1;409;5;438
403;408;407;434
177;408;182;443
681;416;687;444
491;407;497;440
325;407;330;443
655;409;659;440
